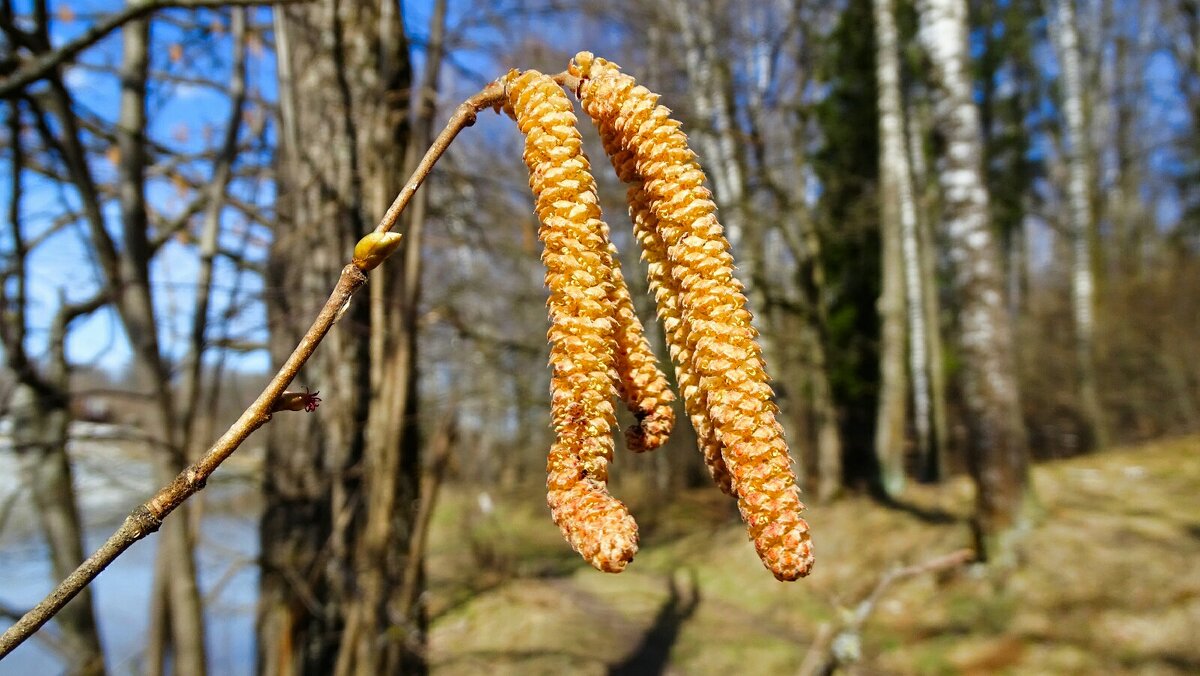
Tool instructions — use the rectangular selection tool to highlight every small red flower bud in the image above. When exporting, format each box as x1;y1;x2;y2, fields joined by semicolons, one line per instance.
274;388;321;413
303;390;321;412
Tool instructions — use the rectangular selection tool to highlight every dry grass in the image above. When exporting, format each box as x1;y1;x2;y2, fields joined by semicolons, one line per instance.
425;436;1200;674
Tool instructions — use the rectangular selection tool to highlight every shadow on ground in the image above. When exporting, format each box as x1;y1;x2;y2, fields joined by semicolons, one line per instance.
608;571;701;676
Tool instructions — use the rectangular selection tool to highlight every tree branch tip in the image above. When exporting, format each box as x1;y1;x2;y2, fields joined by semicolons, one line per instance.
553;71;582;96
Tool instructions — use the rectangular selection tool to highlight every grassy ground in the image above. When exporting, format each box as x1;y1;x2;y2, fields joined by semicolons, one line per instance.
424;436;1200;675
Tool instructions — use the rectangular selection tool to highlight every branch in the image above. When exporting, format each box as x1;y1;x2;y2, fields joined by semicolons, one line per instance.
371;81;502;235
0;74;527;659
798;549;975;676
0;264;365;659
0;0;313;98
367;72;583;240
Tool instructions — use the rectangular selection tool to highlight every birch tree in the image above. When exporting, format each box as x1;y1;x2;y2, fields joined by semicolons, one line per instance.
874;0;935;496
907;89;951;479
917;0;1032;561
1055;0;1108;449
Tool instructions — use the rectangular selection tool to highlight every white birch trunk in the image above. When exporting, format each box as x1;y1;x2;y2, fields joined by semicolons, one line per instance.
918;0;1030;560
907;90;951;478
875;0;934;491
1056;0;1108;449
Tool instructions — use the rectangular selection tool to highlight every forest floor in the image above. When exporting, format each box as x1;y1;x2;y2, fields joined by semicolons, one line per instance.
424;435;1200;675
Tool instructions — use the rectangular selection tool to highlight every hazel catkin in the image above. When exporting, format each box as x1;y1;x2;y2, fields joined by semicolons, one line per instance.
603;244;676;453
627;185;732;493
569;52;814;581
503;69;639;572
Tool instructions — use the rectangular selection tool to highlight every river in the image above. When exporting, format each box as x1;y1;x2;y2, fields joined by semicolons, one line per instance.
0;423;261;674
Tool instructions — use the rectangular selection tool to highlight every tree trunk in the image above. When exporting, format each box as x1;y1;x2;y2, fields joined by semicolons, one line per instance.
917;0;1032;564
875;0;928;497
258;1;424;672
1056;0;1108;450
113;11;207;675
874;157;909;499
794;140;843;503
906;91;951;479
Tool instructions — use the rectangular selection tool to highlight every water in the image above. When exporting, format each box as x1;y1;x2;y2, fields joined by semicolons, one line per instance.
0;426;262;674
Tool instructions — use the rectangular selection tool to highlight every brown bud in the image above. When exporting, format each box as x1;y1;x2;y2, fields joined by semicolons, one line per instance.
273;389;321;413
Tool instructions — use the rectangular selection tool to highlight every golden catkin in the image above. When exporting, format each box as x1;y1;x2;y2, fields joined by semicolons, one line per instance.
570;52;813;581
576;62;677;453
579;56;729;490
604;246;676;453
503;69;637;572
628;185;732;493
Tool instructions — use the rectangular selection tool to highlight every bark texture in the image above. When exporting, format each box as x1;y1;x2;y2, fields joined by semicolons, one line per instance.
258;2;424;673
917;0;1032;562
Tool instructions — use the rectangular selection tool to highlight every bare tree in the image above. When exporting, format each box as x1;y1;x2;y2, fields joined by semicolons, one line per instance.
258;0;438;671
113;12;209;674
4;4;224;672
1;98;107;675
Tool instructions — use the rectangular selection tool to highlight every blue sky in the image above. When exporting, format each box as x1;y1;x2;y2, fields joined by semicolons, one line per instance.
6;1;289;376
2;0;505;379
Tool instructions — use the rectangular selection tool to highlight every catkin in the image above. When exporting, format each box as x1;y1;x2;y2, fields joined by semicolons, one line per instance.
580;56;730;492
628;185;732;493
569;52;814;580
604;244;676;453
503;69;638;572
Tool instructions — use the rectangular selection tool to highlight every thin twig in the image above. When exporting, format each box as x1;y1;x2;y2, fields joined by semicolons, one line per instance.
0;71;552;657
370;71;578;236
373;81;505;235
798;548;975;676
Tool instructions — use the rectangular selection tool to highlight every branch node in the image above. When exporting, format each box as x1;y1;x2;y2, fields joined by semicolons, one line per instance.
128;505;163;539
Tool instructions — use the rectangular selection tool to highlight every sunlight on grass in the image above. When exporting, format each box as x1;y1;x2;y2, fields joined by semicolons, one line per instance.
427;436;1200;674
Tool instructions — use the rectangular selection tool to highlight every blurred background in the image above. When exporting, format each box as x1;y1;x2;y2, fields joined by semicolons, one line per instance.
1;0;1198;673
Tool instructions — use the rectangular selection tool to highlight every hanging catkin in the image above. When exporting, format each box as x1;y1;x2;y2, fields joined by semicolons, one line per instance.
628;184;732;493
569;53;814;580
603;236;676;453
504;68;648;571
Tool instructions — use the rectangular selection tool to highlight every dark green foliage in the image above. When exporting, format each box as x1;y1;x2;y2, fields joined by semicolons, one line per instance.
972;0;1041;274
813;0;883;485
